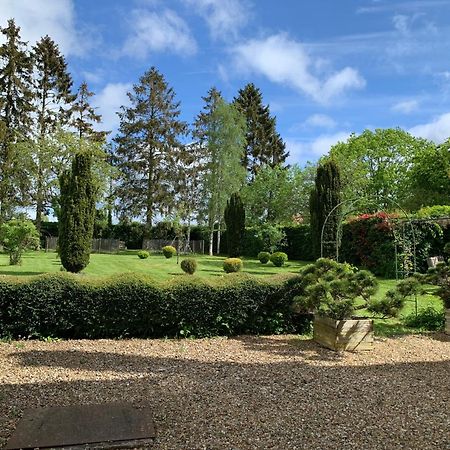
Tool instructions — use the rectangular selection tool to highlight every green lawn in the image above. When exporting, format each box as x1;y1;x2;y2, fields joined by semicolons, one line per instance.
0;251;443;337
0;251;308;279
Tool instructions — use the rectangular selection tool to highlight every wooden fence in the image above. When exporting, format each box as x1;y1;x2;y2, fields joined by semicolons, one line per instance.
142;239;205;254
45;237;126;253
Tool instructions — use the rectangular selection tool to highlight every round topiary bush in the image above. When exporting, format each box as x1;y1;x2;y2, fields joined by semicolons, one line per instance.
162;245;177;258
223;257;243;273
137;250;149;259
270;251;288;267
257;251;271;264
181;258;197;275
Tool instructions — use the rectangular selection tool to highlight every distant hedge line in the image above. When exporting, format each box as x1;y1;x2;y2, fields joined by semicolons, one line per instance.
0;273;310;340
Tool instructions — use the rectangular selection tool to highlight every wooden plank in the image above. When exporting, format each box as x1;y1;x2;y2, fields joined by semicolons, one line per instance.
5;403;156;450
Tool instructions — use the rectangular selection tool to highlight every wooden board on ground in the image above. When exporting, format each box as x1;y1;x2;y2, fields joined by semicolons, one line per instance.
5;403;156;450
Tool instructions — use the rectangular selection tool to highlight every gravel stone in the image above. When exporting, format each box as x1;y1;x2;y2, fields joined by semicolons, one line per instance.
0;334;449;449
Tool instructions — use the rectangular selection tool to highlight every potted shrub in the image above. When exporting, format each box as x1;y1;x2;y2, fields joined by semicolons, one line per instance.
293;258;380;351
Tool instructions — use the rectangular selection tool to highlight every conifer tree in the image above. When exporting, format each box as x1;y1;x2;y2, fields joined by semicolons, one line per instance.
0;19;34;220
224;192;245;257
310;160;342;259
59;149;96;273
32;35;74;230
114;67;187;237
69;82;107;142
193;87;223;144
234;83;287;176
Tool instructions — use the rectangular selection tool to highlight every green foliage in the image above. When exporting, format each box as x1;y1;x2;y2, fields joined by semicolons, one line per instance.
292;258;378;320
0;273;309;338
0;219;40;265
402;307;445;331
181;258;197;275
223;258;243;273
270;252;288;267
329;128;434;209
258;251;271;264
224;192;245;257
309;160;342;259
137;250;149;259
282;225;314;261
58;152;96;273
233;83;287;175
445;242;450;256
367;290;406;318
162;245;176;258
241;164;315;226
415;205;450;219
253;224;285;254
425;262;450;308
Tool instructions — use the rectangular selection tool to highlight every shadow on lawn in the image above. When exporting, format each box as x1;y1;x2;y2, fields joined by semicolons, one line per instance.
1;338;449;449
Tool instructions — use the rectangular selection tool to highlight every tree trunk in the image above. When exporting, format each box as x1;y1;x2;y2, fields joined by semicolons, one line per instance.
216;222;221;255
209;227;214;256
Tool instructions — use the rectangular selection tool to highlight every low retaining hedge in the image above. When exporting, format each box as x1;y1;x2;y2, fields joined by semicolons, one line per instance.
0;273;309;339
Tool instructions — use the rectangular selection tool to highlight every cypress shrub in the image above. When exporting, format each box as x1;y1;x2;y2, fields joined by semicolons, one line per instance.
59;153;96;273
224;193;245;257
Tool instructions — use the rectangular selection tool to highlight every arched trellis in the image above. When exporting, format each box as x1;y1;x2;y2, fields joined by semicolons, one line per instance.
320;197;417;280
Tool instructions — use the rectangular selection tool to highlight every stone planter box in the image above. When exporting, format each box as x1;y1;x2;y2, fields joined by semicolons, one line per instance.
445;309;450;335
313;315;374;351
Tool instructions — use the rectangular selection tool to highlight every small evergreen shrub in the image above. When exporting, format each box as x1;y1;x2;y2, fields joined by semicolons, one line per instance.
181;258;197;275
162;245;176;258
223;258;243;273
137;250;149;259
258;251;271;264
270;252;288;267
402;307;445;331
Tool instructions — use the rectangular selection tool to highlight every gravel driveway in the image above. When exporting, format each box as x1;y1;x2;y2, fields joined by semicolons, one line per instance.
1;334;449;449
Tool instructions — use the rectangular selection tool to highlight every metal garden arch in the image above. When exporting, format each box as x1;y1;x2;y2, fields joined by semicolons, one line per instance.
320;197;417;280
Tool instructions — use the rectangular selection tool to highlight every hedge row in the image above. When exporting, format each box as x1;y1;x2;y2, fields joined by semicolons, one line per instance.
0;273;310;339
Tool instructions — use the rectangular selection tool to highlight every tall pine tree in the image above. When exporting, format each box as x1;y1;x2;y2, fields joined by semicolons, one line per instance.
59;149;96;273
0;19;34;220
32;35;74;230
234;83;287;176
69;82;107;142
114;67;187;236
310;159;342;259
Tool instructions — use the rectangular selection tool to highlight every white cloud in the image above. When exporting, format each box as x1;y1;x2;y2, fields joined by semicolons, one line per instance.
232;34;365;104
123;9;197;58
409;112;450;143
300;114;337;129
183;0;249;40
92;83;132;132
0;0;88;56
286;131;351;163
391;99;419;114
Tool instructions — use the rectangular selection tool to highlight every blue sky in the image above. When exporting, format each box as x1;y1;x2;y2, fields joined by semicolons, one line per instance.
2;0;450;165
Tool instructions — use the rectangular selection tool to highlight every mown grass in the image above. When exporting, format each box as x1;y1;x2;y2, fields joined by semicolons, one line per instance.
0;250;309;279
0;251;443;337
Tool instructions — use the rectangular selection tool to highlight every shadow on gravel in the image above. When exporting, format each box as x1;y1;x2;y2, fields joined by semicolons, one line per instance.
1;340;449;449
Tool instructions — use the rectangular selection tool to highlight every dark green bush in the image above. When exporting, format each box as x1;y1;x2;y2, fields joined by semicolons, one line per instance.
137;250;149;259
181;258;197;275
0;273;310;339
223;258;243;273
402;307;445;331
292;258;379;320
258;252;271;264
270;252;288;267
162;245;176;258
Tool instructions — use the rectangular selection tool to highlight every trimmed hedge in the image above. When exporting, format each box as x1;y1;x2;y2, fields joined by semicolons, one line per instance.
0;273;310;339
